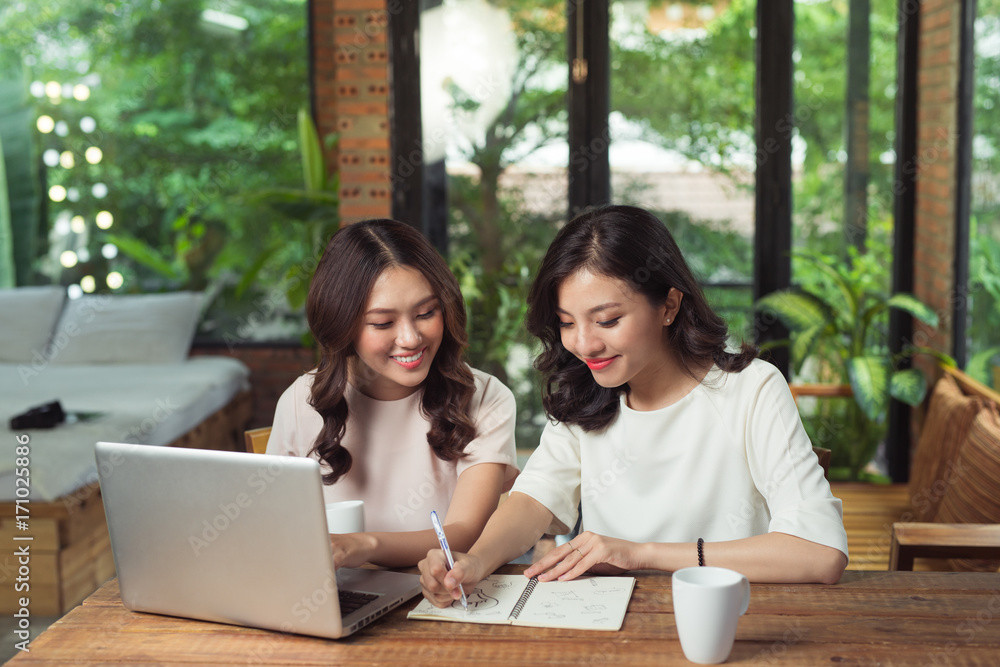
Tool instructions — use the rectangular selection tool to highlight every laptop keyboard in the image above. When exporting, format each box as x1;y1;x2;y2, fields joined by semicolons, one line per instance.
339;590;380;616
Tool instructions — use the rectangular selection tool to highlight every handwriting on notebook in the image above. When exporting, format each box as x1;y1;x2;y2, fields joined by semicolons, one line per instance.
408;574;635;631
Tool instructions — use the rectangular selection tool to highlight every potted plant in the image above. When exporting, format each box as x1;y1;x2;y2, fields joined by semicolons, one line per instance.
756;248;952;480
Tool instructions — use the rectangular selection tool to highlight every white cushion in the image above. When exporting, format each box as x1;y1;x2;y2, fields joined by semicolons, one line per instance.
49;292;203;364
0;286;67;362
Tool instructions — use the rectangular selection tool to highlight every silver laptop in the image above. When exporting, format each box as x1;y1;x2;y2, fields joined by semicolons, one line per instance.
95;441;421;639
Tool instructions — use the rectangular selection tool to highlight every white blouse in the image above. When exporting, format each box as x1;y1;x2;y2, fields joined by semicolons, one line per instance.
510;359;849;558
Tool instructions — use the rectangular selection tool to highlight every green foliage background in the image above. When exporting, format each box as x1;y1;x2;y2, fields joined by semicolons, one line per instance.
0;0;311;339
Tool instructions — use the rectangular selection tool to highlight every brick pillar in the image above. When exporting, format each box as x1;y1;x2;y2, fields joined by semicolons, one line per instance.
312;0;393;225
913;0;962;369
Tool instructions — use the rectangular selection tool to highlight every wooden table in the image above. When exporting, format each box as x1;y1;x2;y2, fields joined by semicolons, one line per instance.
8;568;1000;665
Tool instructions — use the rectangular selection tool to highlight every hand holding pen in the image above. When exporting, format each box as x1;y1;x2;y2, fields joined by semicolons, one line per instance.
430;510;469;612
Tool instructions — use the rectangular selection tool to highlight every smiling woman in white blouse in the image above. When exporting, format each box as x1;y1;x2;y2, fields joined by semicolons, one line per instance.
419;205;848;608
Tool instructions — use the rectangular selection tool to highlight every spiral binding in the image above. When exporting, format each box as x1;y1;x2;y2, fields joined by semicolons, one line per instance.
508;576;539;620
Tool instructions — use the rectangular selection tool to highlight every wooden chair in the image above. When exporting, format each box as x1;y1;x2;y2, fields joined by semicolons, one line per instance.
812;446;831;479
889;523;1000;570
244;426;272;454
786;383;845;480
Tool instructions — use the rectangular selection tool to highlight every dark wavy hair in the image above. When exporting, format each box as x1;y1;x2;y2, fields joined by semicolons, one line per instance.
526;205;759;432
305;219;476;484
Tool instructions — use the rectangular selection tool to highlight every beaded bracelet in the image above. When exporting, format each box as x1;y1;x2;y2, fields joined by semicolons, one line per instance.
697;537;705;566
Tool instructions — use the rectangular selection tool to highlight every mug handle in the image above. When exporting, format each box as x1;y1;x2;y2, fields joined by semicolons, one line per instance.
738;575;751;615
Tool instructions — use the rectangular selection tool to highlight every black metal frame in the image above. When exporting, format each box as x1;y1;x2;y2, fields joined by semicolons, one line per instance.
887;0;922;482
387;0;424;237
753;0;794;378
567;0;611;218
953;0;977;369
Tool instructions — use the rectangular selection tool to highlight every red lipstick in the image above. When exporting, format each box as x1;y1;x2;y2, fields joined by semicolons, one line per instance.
392;347;427;370
585;357;616;371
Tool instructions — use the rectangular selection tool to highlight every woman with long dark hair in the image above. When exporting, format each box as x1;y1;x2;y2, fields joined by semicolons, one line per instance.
419;205;847;604
267;219;518;568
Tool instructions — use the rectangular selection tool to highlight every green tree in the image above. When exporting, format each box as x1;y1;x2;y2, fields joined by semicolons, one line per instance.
2;0;310;336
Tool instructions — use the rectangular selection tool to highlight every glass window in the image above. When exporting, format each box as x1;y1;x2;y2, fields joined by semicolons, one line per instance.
3;1;310;340
791;0;899;385
609;0;755;340
789;0;899;478
420;0;568;448
968;0;1000;386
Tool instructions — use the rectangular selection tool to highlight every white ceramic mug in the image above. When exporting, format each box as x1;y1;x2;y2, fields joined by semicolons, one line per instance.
324;500;365;534
671;566;751;664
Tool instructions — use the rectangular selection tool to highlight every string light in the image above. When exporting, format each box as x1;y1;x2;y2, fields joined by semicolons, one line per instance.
37;115;55;133
49;185;67;202
95;211;113;229
81;276;96;293
71;216;86;234
60;250;79;268
107;271;124;289
85;147;103;164
60;151;75;169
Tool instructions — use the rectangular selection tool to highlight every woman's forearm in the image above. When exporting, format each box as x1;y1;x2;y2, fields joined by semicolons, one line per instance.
641;532;847;584
467;492;555;575
362;520;486;569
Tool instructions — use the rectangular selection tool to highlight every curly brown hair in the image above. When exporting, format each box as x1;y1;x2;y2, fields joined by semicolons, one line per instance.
526;205;759;432
305;219;476;484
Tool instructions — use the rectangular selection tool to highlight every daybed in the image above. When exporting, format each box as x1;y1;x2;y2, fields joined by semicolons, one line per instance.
0;287;252;614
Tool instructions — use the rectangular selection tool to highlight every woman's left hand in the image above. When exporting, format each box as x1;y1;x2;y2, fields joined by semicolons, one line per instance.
329;533;378;569
524;531;647;582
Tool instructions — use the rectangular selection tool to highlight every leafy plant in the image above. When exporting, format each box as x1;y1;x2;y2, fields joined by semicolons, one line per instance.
968;216;1000;382
968;346;1000;386
757;248;952;479
237;108;339;312
0;131;11;287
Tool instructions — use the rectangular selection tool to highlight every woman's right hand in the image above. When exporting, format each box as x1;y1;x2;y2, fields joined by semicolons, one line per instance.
418;549;487;608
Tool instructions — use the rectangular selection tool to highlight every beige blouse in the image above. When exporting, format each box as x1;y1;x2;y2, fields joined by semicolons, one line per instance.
266;367;519;532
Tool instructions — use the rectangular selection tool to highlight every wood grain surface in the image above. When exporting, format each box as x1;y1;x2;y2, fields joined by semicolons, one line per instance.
8;568;1000;666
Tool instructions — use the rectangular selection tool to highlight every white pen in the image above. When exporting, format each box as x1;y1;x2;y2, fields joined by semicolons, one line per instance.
430;510;469;612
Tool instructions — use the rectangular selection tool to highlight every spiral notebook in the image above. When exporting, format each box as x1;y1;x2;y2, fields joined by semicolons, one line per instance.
407;574;635;631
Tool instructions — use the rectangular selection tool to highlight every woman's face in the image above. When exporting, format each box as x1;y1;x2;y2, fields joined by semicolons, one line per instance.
351;266;445;400
556;269;673;390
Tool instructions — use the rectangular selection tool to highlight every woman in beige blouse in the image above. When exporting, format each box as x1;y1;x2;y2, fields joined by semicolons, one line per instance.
267;219;518;568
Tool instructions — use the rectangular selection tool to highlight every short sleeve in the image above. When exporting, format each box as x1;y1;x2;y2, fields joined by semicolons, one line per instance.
455;370;520;490
745;369;849;559
265;374;315;457
509;419;582;535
